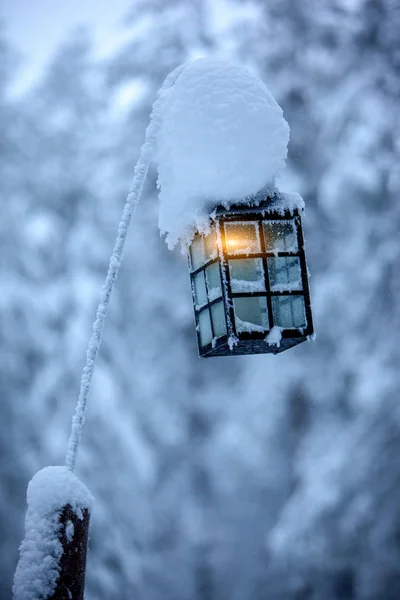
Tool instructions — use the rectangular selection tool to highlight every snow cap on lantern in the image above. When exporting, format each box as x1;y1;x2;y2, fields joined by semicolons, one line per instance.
155;58;290;248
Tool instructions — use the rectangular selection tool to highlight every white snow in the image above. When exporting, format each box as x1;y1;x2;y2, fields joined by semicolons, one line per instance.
228;334;239;350
65;520;75;543
231;279;265;293
235;317;267;334
270;282;302;293
265;326;283;347
26;466;94;514
13;466;94;600
155;58;290;248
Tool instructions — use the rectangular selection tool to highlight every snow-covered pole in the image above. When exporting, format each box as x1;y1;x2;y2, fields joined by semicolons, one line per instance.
65;64;187;473
65;139;152;472
13;467;94;600
64;126;153;473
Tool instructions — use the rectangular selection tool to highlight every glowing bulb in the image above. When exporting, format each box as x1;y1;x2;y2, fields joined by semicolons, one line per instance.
226;237;246;251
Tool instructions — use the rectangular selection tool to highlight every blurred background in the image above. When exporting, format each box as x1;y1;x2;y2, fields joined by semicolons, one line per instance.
1;0;400;598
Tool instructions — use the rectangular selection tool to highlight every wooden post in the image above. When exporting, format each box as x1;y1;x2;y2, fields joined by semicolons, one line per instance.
49;504;90;600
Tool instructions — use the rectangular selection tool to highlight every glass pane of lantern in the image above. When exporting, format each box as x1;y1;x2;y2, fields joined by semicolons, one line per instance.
268;257;302;291
233;297;269;333
263;220;298;252
206;263;222;301
198;308;213;347
193;271;207;308
229;258;265;293
211;301;227;338
190;229;217;270
224;221;260;255
190;236;205;271
272;295;306;329
204;229;218;262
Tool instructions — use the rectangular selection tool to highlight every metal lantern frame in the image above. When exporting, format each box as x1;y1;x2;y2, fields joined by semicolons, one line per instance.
189;195;314;358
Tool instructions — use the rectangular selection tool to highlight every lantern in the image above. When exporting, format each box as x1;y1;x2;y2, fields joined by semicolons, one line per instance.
189;194;314;357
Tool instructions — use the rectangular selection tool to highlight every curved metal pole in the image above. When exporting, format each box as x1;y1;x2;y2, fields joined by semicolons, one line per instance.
66;64;187;472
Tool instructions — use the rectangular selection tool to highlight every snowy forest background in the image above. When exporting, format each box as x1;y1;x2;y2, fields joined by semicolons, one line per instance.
1;0;400;598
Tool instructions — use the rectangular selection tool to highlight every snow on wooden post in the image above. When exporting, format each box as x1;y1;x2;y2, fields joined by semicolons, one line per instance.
13;467;94;600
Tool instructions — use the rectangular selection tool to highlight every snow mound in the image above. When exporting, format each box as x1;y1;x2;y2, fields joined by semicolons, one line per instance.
266;326;283;347
25;466;94;514
155;58;290;248
13;466;93;600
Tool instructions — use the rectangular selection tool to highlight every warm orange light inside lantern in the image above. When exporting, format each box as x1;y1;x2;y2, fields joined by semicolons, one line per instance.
225;235;250;253
224;222;260;255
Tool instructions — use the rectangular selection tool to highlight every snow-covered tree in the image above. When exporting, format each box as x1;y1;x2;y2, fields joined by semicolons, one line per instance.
2;1;400;598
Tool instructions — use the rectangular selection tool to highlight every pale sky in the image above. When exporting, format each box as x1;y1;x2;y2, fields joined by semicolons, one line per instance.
2;0;134;93
2;0;262;96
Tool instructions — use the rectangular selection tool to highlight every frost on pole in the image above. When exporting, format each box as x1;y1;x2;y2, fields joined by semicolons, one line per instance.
13;466;93;600
155;58;314;357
